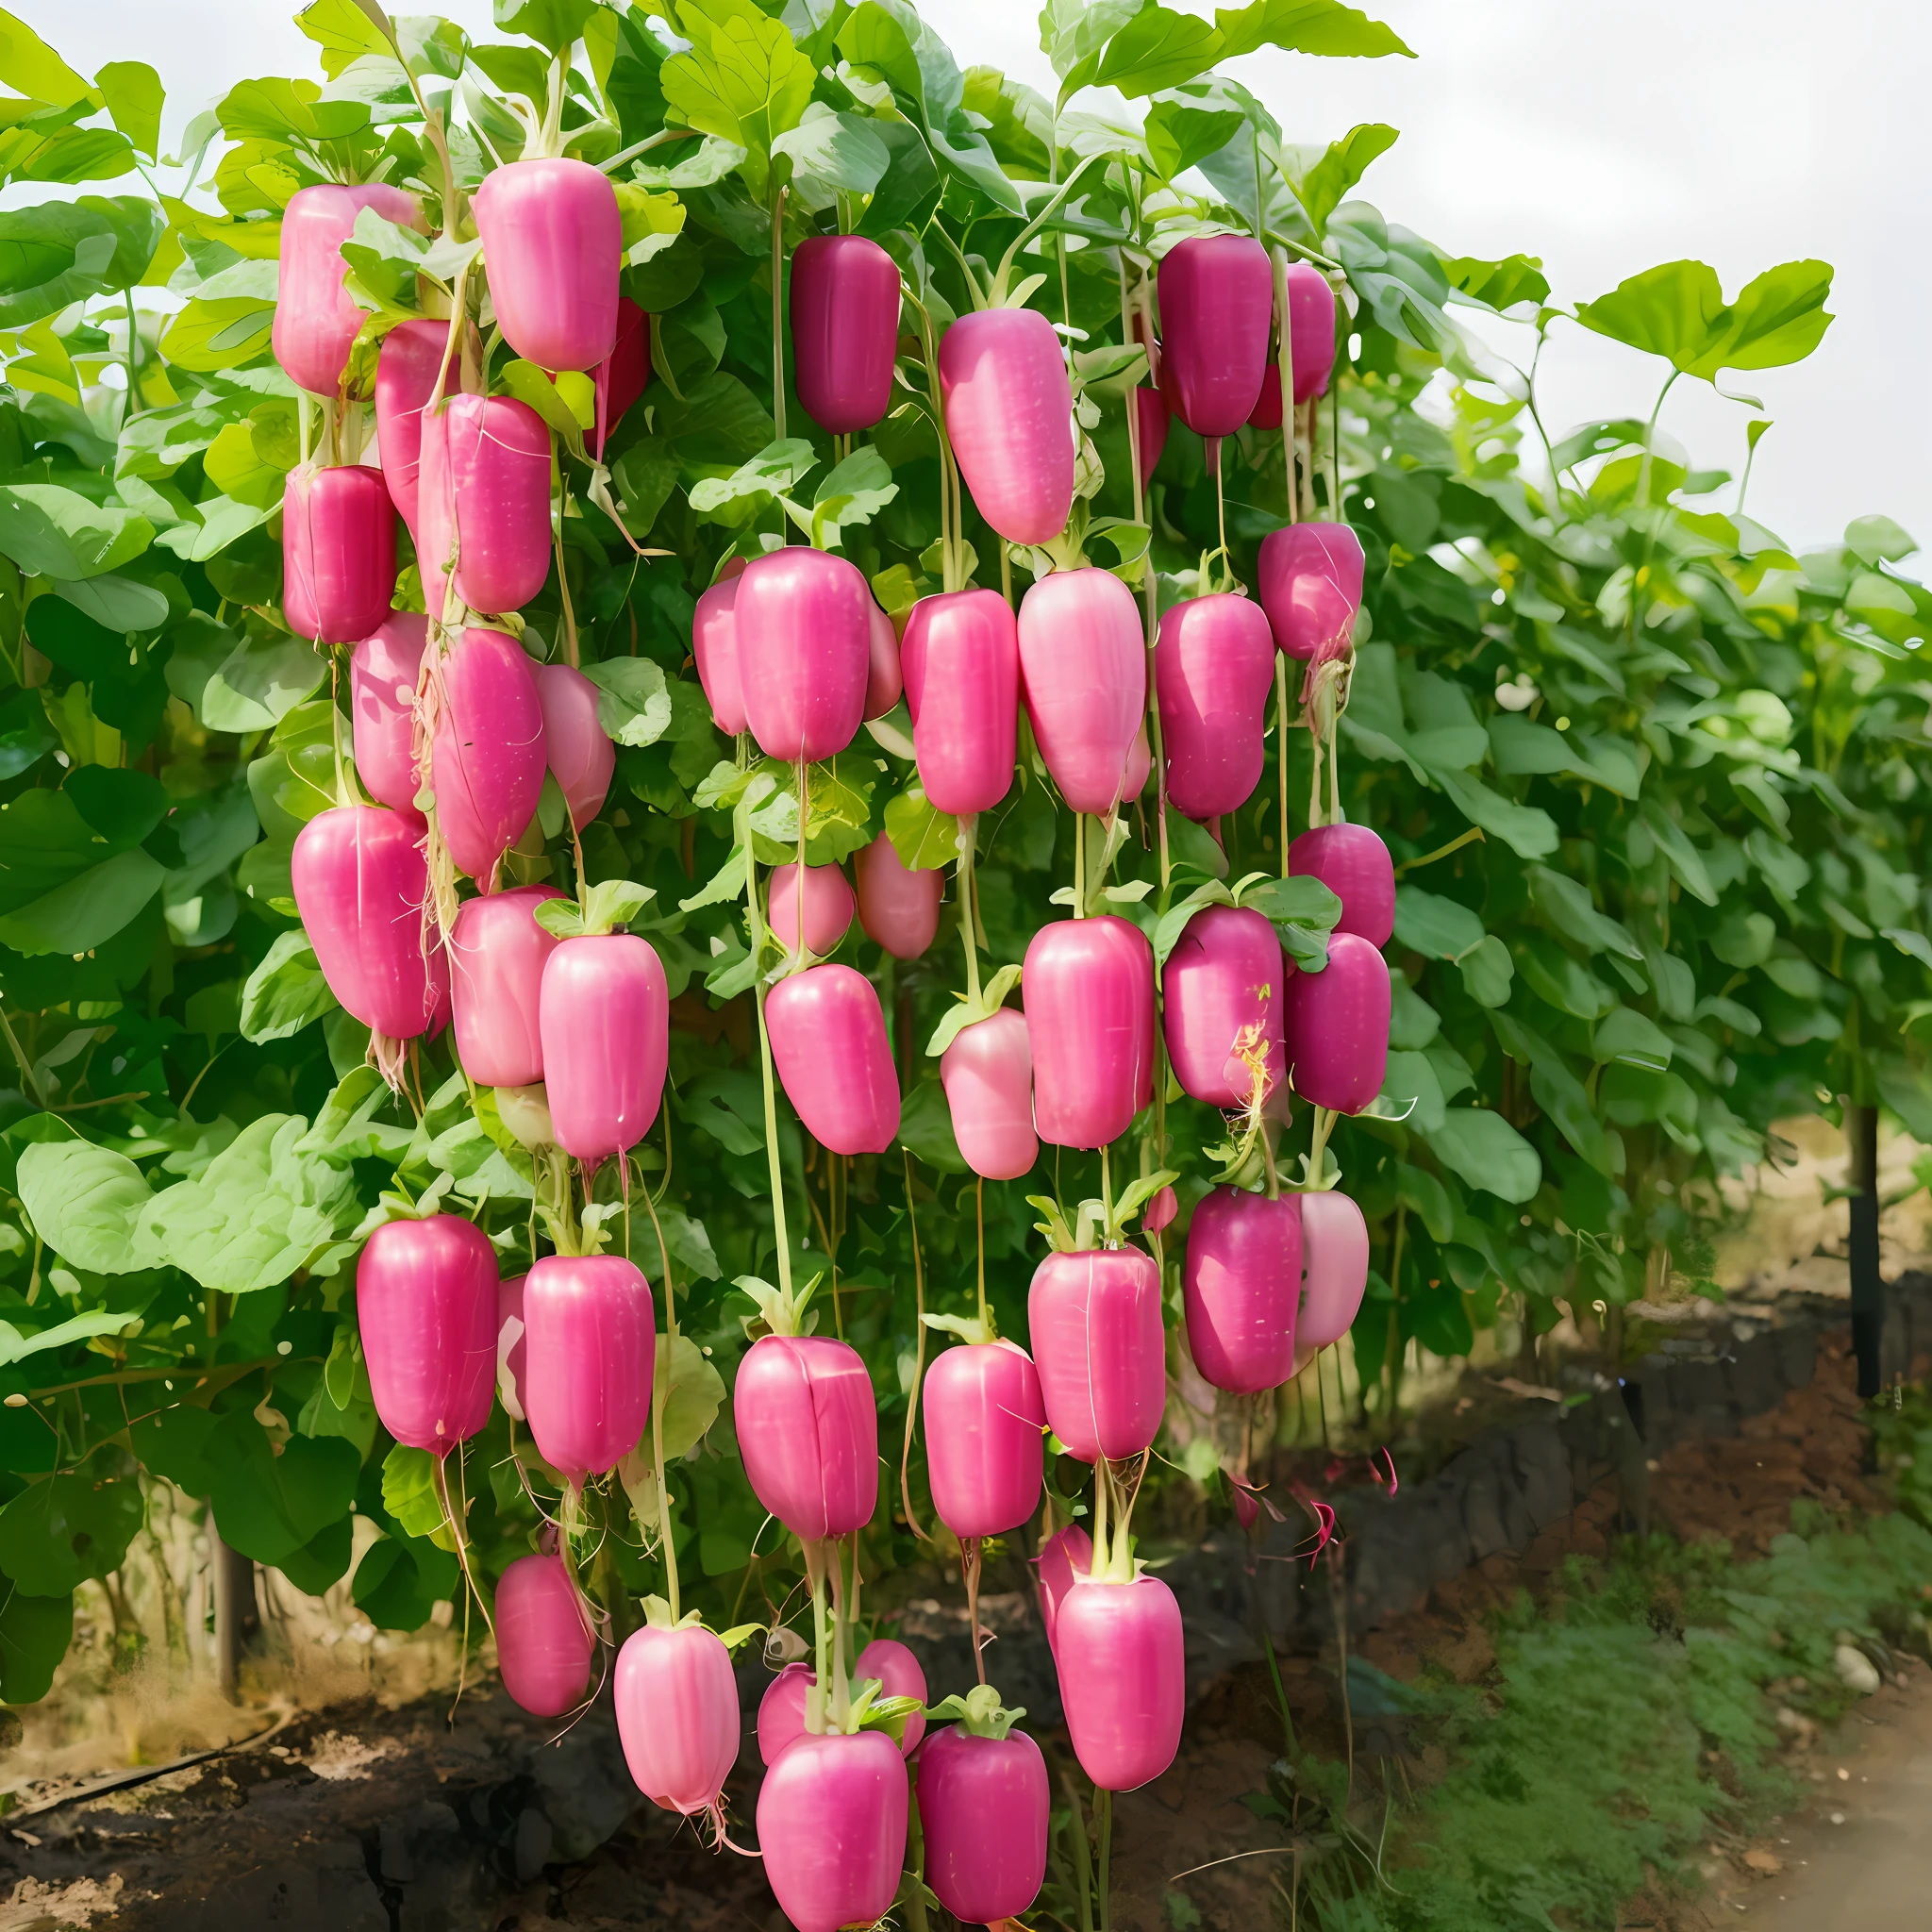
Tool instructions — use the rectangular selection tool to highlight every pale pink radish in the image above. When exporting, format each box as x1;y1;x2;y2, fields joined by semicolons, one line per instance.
1035;1523;1092;1657
1183;1188;1302;1393
1284;259;1338;402
473;158;620;372
449;885;561;1088
1284;933;1390;1113
899;589;1018;815
1055;1573;1184;1790
791;234;902;434
765;964;900;1155
691;574;746;736
1298;1189;1370;1348
853;830;943;960
282;465;395;644
1155;594;1278;820
429;625;547;883
767;860;856;958
919;1698;1050;1925
733;1330;878;1541
495;1550;594;1716
522;1253;656;1484
1124;722;1152;800
419;393;554;617
1027;1247;1165;1462
349;614;427;820
940;1008;1036;1180
274;182;424;395
1157;235;1274;437
355;1213;496;1455
757;1731;908;1932
1022;918;1155;1149
1017;567;1145;814
532;661;615;829
733;548;872;762
758;1661;813;1766
1162;904;1285;1108
940;308;1075;545
864;598;902;720
757;1646;926;1764
539;931;670;1163
375;318;467;540
1257;522;1365;663
924;1339;1044;1538
1288;823;1394;947
614;1622;740;1823
496;1272;527;1421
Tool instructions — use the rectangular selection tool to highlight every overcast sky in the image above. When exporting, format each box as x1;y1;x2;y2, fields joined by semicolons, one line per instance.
42;0;1931;551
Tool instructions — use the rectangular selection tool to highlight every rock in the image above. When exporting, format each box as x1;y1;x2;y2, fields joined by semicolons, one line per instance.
1834;1641;1881;1694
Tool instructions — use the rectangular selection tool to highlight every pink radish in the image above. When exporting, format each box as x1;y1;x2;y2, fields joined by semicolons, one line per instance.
1136;385;1170;486
733;548;872;762
791;234;902;434
282;465;395;644
355;1213;496;1454
539;930;670;1163
420;393;553;616
1258;522;1365;663
691;574;746;736
853;831;942;960
919;1698;1050;1926
1155;594;1277;820
864;599;902;720
1284;259;1338;402
758;1661;813;1765
496;1272;527;1420
756;1646;926;1764
733;1331;878;1540
940;1008;1036;1180
533;662;615;829
899;589;1018;815
765;964;901;1156
1288;823;1394;947
924;1340;1045;1538
1249;369;1284;431
1035;1523;1092;1657
449;885;561;1088
1298;1189;1370;1348
1124;723;1152;799
349;614;427;820
1162;904;1285;1108
1017;567;1145;815
614;1621;740;1823
375;318;465;540
1284;932;1390;1113
1055;1573;1185;1790
939;308;1075;545
1183;1188;1303;1393
273;182;424;396
1143;1185;1177;1236
591;296;650;457
757;1731;908;1932
522;1253;656;1484
473;158;620;372
494;1550;593;1716
1157;235;1274;437
767;860;856;958
1023;918;1156;1149
856;1638;926;1754
1027;1247;1165;1462
429;625;547;883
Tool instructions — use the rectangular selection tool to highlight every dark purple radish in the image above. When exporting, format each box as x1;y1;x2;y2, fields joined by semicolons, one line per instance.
1283;932;1390;1114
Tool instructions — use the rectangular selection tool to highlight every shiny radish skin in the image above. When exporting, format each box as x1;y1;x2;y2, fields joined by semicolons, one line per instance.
765;964;901;1156
1183;1187;1303;1394
733;548;871;762
1157;235;1275;437
1136;384;1170;486
1284;258;1338;403
899;589;1018;816
1298;1188;1371;1349
274;182;424;396
355;1214;496;1455
923;1340;1046;1540
939;308;1076;546
920;1724;1051;1926
757;1662;812;1766
691;575;745;736
1035;1524;1093;1657
1023;917;1156;1149
853;831;943;960
522;1253;656;1484
1018;568;1145;815
757;1731;908;1932
1162;904;1286;1109
791;233;902;435
1027;1246;1166;1463
1155;592;1278;821
864;598;902;720
614;1623;740;1817
733;1332;879;1541
375;318;464;540
494;1552;594;1718
430;392;555;616
538;933;670;1163
856;1638;926;1754
767;861;856;958
1258;521;1365;664
349;614;427;820
1285;932;1391;1115
940;1008;1037;1180
429;626;547;883
282;466;395;645
533;662;615;830
1055;1574;1185;1791
1288;823;1395;948
496;1273;527;1421
449;886;562;1089
473;158;620;372
591;297;650;458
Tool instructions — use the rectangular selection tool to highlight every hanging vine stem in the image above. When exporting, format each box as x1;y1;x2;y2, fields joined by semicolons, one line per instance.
769;184;790;446
897;1151;933;1542
1120;245;1171;891
635;1173;682;1622
957;811;981;1005
739;792;793;1299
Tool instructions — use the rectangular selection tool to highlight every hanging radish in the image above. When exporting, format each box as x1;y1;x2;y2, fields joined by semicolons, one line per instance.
1288;823;1395;946
538;909;670;1166
1155;594;1278;821
355;1213;496;1455
924;1338;1045;1538
418;393;554;617
733;547;872;762
899;589;1019;815
758;1660;814;1765
495;1548;594;1717
349;614;427;821
918;1687;1051;1926
1034;1522;1093;1657
1027;1245;1165;1463
691;572;746;737
757;1731;908;1932
522;1252;656;1485
1054;1570;1185;1790
1284;258;1339;402
766;861;856;958
274;182;424;396
765;964;901;1156
428;626;547;885
1284;932;1391;1114
1157;235;1275;436
939;308;1076;546
473;158;621;372
1017;568;1145;815
855;1639;926;1753
758;1645;926;1764
864;599;902;720
733;1317;878;1541
375;318;466;541
591;296;650;458
1183;1188;1303;1393
532;662;615;830
940;1007;1036;1180
449;885;562;1089
614;1615;741;1829
791;234;902;434
1257;522;1365;663
1162;905;1286;1109
853;831;943;960
1298;1189;1371;1349
282;465;396;644
1023;918;1156;1149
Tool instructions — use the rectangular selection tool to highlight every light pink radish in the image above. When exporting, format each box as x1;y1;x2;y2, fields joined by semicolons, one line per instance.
691;574;746;736
1298;1189;1370;1348
449;885;561;1088
757;1645;926;1764
920;1717;1050;1925
1183;1188;1302;1393
924;1340;1045;1538
1258;522;1365;663
355;1213;496;1455
1124;722;1152;800
1017;567;1145;814
765;964;900;1155
495;1550;593;1716
1027;1247;1165;1462
375;318;465;540
1288;823;1394;947
1155;593;1277;820
496;1272;527;1420
591;296;650;457
282;465;395;644
864;599;902;720
899;589;1018;815
522;1253;656;1484
1158;235;1274;437
1022;918;1155;1149
1055;1574;1185;1790
733;548;871;762
614;1623;740;1821
853;831;942;959
1284;933;1390;1113
532;661;615;829
758;1661;813;1766
757;1731;908;1932
539;932;670;1163
420;393;553;617
1284;259;1338;402
274;182;424;396
474;158;620;372
767;861;856;958
1162;904;1285;1108
940;1008;1036;1179
1035;1523;1092;1657
733;1332;878;1540
791;234;902;435
940;308;1075;546
349;614;427;820
429;625;547;883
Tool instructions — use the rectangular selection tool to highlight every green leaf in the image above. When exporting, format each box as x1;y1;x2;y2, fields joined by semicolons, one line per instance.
1843;514;1916;568
0;1306;142;1367
1142;81;1248;184
241;929;340;1041
1380;1049;1444;1134
52;573;171;632
200;632;327;733
209;1419;359;1566
662;5;815;159
1635;800;1718;906
1457;934;1512;1008
0;483;154;579
582;656;674;746
1423;1108;1540;1204
811;443;898;548
95;58;165;161
0;1577;73;1704
15;1137;155;1274
1575;258;1834;383
884;783;958;872
1592;1006;1674;1073
0;195;161;326
1214;0;1414;60
770;102;891;205
296;0;394;76
494;0;595;56
1241;873;1341;970
353;1530;458;1631
688;435;818;515
1093;5;1224;97
656;1333;727;1459
1284;120;1398;235
1391;884;1483;962
0;1460;145;1596
0;845;166;957
1441;250;1550;314
0;10;94;106
381;1441;450;1544
1527;866;1641;961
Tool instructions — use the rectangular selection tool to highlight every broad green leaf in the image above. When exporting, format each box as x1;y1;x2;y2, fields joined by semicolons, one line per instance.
1457;935;1512;1008
0;846;166;957
1381;1048;1444;1134
0;8;93;107
1441;250;1550;314
1214;0;1413;60
0;483;153;579
687;435;818;514
1391;884;1483;962
1527;866;1641;961
158;291;277;373
0;1460;144;1596
1143;81;1247;183
0;1579;72;1703
209;1418;359;1565
201;632;327;733
1843;513;1916;568
1514;933;1613;1021
1284;120;1397;235
1575;258;1834;384
583;656;675;746
0;1307;142;1367
353;1529;458;1630
296;0;393;77
15;1138;155;1274
94;59;164;160
494;0;595;56
884;783;958;873
770;102;891;207
612;180;687;264
52;573;171;632
381;1442;450;1543
662;6;814;160
1592;1006;1674;1072
1423;1108;1540;1204
811;443;898;547
240;929;340;1041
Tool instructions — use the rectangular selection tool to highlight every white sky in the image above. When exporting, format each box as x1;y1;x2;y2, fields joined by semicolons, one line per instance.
39;0;1930;551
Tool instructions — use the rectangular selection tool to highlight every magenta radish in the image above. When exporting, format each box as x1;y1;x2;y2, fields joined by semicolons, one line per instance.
924;1339;1045;1538
1249;367;1284;431
1018;567;1145;814
1157;234;1275;437
757;1731;908;1932
282;465;396;644
1162;904;1286;1109
1054;1573;1185;1790
1284;933;1391;1113
1035;1523;1092;1657
532;662;615;829
899;589;1018;816
375;318;465;540
420;392;554;616
734;548;872;762
854;830;943;960
1285;258;1338;402
355;1213;496;1455
429;625;547;883
940;1008;1036;1180
1258;521;1365;663
791;233;902;434
1288;823;1395;947
1298;1189;1371;1348
494;1550;594;1716
856;1639;926;1754
473;158;620;372
591;296;650;457
1027;1247;1165;1462
1136;384;1170;486
614;1622;740;1822
758;1661;813;1766
733;1331;878;1541
1183;1188;1303;1393
864;599;902;720
918;1694;1050;1926
522;1253;656;1484
767;860;856;958
765;964;901;1156
692;573;746;736
1155;593;1278;820
939;308;1076;545
539;931;670;1163
449;886;561;1088
1144;1185;1177;1236
496;1272;527;1420
274;181;424;395
758;1644;925;1764
349;614;427;820
1023;918;1156;1149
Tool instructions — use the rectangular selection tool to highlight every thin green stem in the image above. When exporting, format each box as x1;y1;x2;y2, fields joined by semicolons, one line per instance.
1273;247;1298;519
806;1541;831;1732
1275;657;1291;873
770;183;789;445
974;1174;988;1333
741;798;792;1297
1097;1787;1114;1932
637;1177;682;1622
957;812;981;1004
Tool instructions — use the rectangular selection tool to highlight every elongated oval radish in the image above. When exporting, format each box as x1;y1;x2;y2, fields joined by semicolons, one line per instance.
495;1550;593;1716
496;1271;527;1421
940;1008;1036;1180
733;1332;878;1540
1284;932;1390;1113
449;885;562;1088
375;318;466;540
1257;522;1365;663
757;1731;908;1932
522;1252;656;1484
758;1660;813;1766
920;1721;1051;1926
1055;1573;1184;1790
1035;1523;1092;1657
1027;1246;1165;1462
532;662;614;830
855;1638;926;1753
1288;823;1394;947
865;599;902;720
1023;917;1155;1149
734;548;872;762
349;613;427;820
767;860;856;958
1285;258;1338;403
691;574;746;736
282;465;395;644
1017;567;1145;815
1162;904;1286;1108
899;588;1018;816
539;932;670;1163
1298;1188;1370;1349
355;1212;496;1454
791;233;901;433
940;308;1075;546
473;158;620;372
429;625;547;883
1136;384;1170;486
425;392;554;616
1183;1187;1302;1393
765;963;900;1156
1155;593;1277;821
1157;234;1274;436
853;830;943;960
274;181;424;396
614;1623;740;1822
924;1339;1045;1539
591;296;650;458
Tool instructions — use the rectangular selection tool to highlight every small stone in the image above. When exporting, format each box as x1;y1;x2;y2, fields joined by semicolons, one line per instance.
1834;1644;1880;1695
